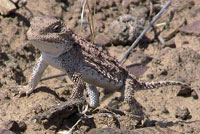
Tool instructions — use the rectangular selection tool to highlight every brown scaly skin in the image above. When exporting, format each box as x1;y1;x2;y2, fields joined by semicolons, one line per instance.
21;16;190;120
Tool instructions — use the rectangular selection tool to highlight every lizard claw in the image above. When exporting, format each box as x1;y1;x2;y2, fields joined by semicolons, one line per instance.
18;89;26;97
25;90;34;97
18;85;33;97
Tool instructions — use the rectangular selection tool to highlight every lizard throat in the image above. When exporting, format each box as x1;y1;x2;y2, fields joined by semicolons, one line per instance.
30;40;73;57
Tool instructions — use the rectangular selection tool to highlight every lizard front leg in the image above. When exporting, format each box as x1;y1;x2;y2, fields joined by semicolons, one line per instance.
20;55;48;96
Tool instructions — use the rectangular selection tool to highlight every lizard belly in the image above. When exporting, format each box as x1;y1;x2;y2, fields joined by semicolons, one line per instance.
81;67;123;90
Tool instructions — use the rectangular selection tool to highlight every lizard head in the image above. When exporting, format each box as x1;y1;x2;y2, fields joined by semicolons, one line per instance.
27;16;74;56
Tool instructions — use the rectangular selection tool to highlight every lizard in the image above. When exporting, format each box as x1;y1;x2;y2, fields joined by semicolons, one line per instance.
21;15;190;120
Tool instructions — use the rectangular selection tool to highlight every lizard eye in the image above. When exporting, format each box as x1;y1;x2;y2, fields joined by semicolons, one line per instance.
52;25;62;33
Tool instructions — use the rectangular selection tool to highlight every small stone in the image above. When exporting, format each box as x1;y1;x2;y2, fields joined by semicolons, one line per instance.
182;40;189;45
160;106;169;114
94;34;110;46
160;70;168;76
143;96;148;102
175;107;191;120
129;51;152;64
164;39;176;48
4;120;26;132
148;106;156;112
130;0;140;5
3;93;10;100
1;111;6;116
191;90;198;99
108;1;115;7
122;1;130;8
96;1;109;11
5;121;19;132
142;119;156;127
17;121;27;132
179;20;200;36
109;14;144;45
185;126;194;133
57;88;71;96
146;74;154;79
0;128;16;134
177;86;192;97
96;13;106;21
126;64;148;78
0;0;16;16
95;21;105;33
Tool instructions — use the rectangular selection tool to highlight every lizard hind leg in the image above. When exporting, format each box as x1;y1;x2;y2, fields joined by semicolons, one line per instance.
70;74;86;99
124;75;146;120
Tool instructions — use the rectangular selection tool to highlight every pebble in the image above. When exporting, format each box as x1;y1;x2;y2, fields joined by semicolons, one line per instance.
126;64;148;78
175;107;191;120
179;20;200;36
176;86;192;97
160;106;169;114
164;39;176;48
191;90;198;99
148;106;156;112
5;121;19;132
109;14;144;45
0;128;16;134
95;34;110;46
146;74;154;79
129;51;152;64
4;120;27;132
159;69;168;76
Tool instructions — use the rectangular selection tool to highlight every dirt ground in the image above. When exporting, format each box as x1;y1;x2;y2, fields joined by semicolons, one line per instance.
0;0;200;134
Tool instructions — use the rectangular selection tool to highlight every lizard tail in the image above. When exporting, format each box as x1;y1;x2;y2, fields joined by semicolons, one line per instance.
140;81;189;89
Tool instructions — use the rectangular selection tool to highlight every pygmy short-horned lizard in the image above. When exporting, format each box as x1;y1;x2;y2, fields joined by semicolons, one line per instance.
22;16;189;119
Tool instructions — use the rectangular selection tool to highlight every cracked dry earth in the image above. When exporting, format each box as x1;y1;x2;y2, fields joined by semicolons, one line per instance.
0;0;200;134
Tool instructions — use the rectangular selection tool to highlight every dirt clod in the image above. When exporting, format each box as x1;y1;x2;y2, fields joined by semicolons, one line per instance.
175;107;191;120
160;106;169;114
0;128;16;134
4;120;26;133
176;87;192;97
179;20;200;35
109;14;144;45
164;39;176;48
191;90;198;99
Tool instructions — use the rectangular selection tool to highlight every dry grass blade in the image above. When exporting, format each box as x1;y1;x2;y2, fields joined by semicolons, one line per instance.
80;0;96;43
86;0;95;43
81;0;87;28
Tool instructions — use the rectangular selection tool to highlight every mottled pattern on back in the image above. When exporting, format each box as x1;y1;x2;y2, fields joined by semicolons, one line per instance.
72;34;128;84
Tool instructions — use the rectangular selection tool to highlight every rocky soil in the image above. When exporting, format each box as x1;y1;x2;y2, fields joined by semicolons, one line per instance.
0;0;200;134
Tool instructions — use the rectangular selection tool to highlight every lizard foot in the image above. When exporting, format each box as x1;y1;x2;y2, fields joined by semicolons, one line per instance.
18;85;33;97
